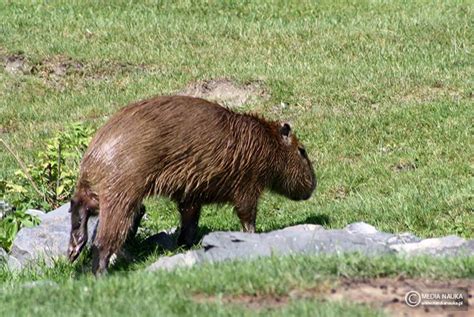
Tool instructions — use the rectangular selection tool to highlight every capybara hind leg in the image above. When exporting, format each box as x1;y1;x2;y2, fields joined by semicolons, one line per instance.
92;203;135;276
68;200;91;262
177;203;201;248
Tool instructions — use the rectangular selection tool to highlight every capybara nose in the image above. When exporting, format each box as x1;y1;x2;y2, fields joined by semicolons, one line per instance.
68;237;86;263
301;192;312;200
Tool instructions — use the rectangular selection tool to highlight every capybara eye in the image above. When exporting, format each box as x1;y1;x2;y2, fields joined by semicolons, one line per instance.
280;122;292;137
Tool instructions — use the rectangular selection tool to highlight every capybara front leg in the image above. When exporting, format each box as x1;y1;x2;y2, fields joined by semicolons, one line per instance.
177;202;201;248
235;200;258;233
234;186;262;233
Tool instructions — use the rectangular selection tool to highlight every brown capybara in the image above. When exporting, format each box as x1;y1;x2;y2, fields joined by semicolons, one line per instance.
68;95;316;275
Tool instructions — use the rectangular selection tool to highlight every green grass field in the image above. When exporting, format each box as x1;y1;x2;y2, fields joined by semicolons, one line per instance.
1;0;473;315
1;255;473;317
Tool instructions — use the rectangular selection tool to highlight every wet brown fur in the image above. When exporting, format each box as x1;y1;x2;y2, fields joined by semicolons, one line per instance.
68;95;316;275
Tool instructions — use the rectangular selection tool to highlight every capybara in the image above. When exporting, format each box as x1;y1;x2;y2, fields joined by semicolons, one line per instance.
68;95;316;275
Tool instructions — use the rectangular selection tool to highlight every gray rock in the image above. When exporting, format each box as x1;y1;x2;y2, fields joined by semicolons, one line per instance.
0;247;21;271
390;235;468;256
463;240;474;254
148;224;393;272
25;209;46;219
7;256;22;271
8;208;474;274
345;222;378;234
0;200;14;220
147;222;474;272
281;224;323;232
147;251;201;271
344;223;421;245
386;232;421;245
200;228;393;263
9;203;98;268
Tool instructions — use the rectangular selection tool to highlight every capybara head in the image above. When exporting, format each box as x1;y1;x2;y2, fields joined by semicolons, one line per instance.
271;122;316;200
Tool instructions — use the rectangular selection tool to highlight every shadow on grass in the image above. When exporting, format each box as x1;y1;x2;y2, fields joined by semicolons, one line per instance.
291;213;331;227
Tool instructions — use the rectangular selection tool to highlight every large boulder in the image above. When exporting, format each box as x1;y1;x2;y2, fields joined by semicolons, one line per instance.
9;203;98;269
147;222;473;272
6;205;474;273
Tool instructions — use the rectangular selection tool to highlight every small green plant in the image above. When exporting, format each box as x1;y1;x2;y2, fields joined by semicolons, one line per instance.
0;211;40;251
2;123;93;212
1;123;93;250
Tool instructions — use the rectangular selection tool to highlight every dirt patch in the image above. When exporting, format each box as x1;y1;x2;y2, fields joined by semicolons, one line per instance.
193;277;473;316
4;54;34;75
34;55;84;78
177;78;268;108
1;51;160;90
392;160;417;172
192;280;335;310
329;185;350;200
321;277;471;317
193;292;290;310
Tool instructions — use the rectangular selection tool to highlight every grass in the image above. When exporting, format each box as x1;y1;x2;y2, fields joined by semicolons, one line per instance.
0;0;472;315
1;254;473;317
1;0;472;238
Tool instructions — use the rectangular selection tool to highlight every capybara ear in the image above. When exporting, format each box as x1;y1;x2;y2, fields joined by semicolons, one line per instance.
280;122;292;145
